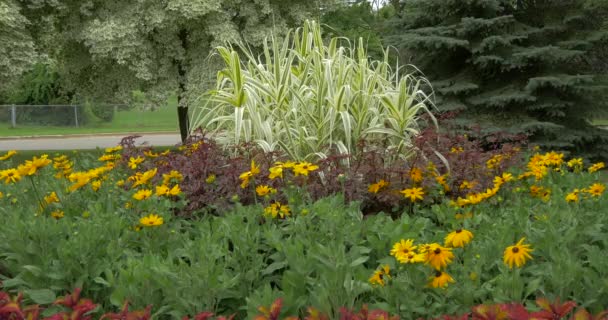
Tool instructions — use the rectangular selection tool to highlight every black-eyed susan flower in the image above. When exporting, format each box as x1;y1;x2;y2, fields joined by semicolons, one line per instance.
504;237;533;269
239;160;261;188
450;146;464;154
588;162;605;173
409;167;424;183
435;174;450;192
167;184;181;196
128;156;144;170
91;180;102;191
567;158;583;172
256;185;276;196
205;174;216;184
155;185;170;196
369;265;391;287
459;180;476;190
368;179;389;194
293;161;319;176
0;150;17;161
390;239;417;263
428;270;454;288
162;170;183;185
264;202;291;219
44;192;60;204
400;187;424;202
444;229;474;248
586;183;605;197
425;244;454;270
105;145;122;153
140;214;163;227
133;189;152;200
565;190;580;203
131;168;157;188
51;210;64;220
0;168;21;184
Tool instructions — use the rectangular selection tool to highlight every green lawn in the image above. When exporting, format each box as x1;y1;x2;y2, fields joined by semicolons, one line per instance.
0;107;180;137
592;119;608;126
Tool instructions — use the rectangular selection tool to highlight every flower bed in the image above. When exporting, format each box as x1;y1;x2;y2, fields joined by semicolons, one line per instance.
0;139;606;319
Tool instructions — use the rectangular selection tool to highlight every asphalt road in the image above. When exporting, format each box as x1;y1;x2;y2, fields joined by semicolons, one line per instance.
0;133;181;150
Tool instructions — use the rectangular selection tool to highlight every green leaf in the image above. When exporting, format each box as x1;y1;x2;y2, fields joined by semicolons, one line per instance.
349;256;369;267
25;289;56;304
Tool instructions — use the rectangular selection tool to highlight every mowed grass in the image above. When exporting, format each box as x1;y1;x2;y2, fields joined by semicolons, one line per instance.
0;107;179;137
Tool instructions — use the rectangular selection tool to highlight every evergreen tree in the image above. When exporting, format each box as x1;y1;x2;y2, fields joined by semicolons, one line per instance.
386;0;608;160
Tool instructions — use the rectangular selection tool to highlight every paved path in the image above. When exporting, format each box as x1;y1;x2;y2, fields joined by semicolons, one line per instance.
0;133;181;150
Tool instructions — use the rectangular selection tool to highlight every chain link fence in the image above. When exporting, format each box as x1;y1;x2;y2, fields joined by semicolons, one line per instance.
0;104;178;136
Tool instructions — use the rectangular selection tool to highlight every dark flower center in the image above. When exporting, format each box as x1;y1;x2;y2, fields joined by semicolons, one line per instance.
512;247;520;253
435;271;443;277
456;229;462;233
402;249;409;254
434;248;441;254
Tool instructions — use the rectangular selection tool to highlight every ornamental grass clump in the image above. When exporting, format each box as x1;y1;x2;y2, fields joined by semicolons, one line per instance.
192;20;435;163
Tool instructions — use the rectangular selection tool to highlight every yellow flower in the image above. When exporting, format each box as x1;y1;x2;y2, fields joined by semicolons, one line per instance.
256;185;276;196
116;179;125;187
293;161;319;176
205;174;216;184
240;160;261;188
105;146;123;153
268;166;284;180
565;190;579;203
51;210;64;220
139;214;163;227
131;168;157;188
67;172;91;192
400;187;424;202
0;191;3;198
368;179;389;194
155;185;170;196
450;146;464;154
133;189;152;200
586;183;605;197
435;174;450;191
44;191;60;204
409;167;424;183
429;270;455;288
444;229;474;248
18;155;52;176
128;156;144;169
98;154;121;162
162;170;183;185
425;244;454;270
91;180;102;191
0;168;21;184
390;239;418;264
503;237;533;269
486;154;503;170
0;150;17;161
459;180;476;190
368;265;391;287
455;212;473;219
143;150;159;158
500;172;513;182
264;202;291;219
567;158;583;171
167;184;181;196
589;162;605;173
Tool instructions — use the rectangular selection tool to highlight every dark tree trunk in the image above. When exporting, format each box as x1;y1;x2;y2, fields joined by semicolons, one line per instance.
177;29;189;142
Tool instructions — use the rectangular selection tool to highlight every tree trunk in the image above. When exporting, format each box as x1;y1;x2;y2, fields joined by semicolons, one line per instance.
177;29;189;142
